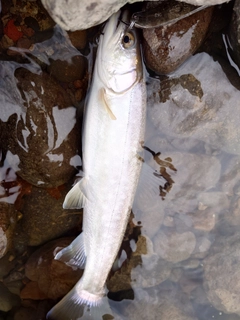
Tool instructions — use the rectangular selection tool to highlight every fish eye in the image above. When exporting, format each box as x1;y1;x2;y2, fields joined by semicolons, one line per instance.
122;32;135;49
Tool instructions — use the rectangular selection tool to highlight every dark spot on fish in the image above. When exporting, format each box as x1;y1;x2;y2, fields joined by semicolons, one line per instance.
86;2;98;11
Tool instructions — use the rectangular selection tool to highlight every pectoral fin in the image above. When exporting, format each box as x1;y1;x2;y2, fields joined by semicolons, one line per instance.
99;88;117;120
63;178;87;209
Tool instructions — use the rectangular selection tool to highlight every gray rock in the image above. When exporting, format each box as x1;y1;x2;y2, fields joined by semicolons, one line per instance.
41;0;230;31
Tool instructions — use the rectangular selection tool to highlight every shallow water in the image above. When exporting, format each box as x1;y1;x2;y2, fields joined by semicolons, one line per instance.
0;1;240;320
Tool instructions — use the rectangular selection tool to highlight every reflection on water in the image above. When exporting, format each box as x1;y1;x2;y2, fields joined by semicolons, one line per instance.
0;1;240;320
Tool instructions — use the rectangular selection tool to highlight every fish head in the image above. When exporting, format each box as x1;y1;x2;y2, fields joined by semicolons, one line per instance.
97;10;143;94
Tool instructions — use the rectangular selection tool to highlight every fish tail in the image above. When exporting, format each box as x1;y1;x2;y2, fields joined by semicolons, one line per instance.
47;283;114;320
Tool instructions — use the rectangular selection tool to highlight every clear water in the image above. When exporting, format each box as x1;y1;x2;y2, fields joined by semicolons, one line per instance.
0;2;240;320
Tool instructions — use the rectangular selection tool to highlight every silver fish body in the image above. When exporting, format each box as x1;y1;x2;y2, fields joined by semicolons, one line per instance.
47;9;146;320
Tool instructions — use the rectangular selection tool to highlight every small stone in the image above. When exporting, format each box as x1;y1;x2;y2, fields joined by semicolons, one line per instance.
4;19;23;42
153;230;196;263
188;209;216;232
17;37;33;49
74;88;83;102
21;25;35;38
1;34;14;49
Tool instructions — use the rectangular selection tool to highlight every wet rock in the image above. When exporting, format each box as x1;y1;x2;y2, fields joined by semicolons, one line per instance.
143;4;213;74
14;185;82;246
41;0;143;30
1;67;81;188
153;230;196;263
148;53;240;155
0;282;20;312
203;233;240;315
228;0;240;69
67;30;87;50
24;238;83;299
48;55;87;83
0;203;19;258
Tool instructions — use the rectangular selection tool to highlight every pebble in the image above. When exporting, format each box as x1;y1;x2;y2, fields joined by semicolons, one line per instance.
153;230;196;263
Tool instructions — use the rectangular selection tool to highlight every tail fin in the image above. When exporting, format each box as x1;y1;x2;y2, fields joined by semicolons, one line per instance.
47;284;115;320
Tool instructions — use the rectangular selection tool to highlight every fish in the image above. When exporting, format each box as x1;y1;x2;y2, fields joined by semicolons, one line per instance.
47;9;147;320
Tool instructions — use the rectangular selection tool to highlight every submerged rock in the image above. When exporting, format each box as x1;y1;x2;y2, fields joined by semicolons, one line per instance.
153;230;196;263
203;233;240;315
1;67;81;188
148;53;240;155
14;184;82;246
143;3;213;74
123;286;197;320
23;238;83;299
